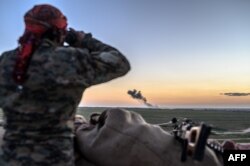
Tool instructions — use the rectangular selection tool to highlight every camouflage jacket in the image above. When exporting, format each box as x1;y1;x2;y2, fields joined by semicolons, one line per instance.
0;36;130;165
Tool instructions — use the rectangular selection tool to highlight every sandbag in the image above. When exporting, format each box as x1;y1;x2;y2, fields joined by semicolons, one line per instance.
76;108;222;166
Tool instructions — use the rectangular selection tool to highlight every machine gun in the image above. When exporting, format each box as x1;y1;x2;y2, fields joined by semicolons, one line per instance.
159;118;223;162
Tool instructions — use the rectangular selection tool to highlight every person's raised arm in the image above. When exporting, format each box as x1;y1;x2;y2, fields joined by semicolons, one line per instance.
65;28;130;86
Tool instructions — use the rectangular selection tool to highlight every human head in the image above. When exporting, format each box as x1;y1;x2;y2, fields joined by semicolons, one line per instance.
23;4;67;43
13;4;67;84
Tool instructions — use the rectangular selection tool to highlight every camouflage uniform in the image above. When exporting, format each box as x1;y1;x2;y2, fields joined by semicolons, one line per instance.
0;35;130;165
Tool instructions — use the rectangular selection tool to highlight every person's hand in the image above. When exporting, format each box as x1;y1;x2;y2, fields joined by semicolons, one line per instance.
65;28;86;47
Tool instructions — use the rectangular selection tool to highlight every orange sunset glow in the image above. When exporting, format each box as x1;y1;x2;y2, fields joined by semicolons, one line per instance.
1;1;250;108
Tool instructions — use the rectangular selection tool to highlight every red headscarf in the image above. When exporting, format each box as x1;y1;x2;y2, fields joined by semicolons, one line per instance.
13;4;67;84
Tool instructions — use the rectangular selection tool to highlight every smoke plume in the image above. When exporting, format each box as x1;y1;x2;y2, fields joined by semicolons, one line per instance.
127;89;154;107
221;92;250;97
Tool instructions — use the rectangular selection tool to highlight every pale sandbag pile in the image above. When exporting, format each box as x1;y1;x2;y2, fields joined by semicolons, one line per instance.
75;108;222;166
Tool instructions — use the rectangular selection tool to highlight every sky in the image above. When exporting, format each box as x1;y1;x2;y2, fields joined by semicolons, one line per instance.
0;0;250;108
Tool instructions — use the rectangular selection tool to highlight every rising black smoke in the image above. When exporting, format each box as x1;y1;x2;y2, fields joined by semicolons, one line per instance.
127;89;154;107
